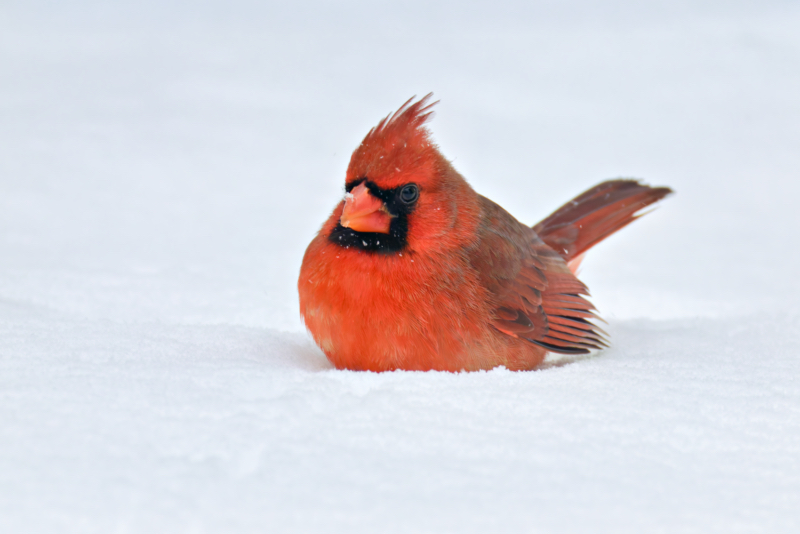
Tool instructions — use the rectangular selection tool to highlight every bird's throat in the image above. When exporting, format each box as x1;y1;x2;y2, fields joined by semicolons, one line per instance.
328;216;409;253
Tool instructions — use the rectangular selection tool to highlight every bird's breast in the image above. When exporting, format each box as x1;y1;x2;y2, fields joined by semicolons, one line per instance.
298;234;496;371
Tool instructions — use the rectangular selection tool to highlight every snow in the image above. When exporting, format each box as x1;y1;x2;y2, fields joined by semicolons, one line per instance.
2;1;799;532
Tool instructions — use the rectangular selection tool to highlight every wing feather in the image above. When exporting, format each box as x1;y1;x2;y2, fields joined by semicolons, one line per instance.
470;196;606;355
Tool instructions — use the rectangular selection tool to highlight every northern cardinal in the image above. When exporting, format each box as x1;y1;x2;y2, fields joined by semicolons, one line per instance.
299;95;671;371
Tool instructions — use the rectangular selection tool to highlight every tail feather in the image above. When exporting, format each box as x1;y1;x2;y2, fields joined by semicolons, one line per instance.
533;180;672;264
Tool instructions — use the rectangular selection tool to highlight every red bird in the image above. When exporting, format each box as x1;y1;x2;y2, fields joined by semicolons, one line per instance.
299;96;671;372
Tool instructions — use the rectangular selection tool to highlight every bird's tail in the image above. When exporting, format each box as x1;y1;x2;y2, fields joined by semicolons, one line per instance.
533;180;672;272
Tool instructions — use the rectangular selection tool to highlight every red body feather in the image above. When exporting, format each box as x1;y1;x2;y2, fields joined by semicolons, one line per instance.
298;96;671;371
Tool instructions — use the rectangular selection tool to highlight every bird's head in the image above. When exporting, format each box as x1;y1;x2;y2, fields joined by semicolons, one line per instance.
328;94;478;255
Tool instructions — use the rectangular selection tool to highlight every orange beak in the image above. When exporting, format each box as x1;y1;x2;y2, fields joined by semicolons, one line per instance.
340;182;394;234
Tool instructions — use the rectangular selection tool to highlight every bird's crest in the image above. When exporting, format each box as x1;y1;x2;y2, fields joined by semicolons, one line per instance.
346;94;441;189
363;94;437;147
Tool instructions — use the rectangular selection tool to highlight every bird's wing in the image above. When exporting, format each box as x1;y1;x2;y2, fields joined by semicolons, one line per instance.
469;197;607;355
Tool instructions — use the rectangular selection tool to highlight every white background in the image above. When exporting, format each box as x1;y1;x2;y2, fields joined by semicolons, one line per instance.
1;1;799;532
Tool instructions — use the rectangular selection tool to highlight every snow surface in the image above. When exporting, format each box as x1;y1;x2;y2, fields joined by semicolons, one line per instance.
2;1;800;532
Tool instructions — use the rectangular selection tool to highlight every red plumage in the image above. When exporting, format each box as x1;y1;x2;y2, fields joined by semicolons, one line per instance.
298;95;672;371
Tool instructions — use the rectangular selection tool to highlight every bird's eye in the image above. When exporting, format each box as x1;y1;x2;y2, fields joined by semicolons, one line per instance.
399;184;419;204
